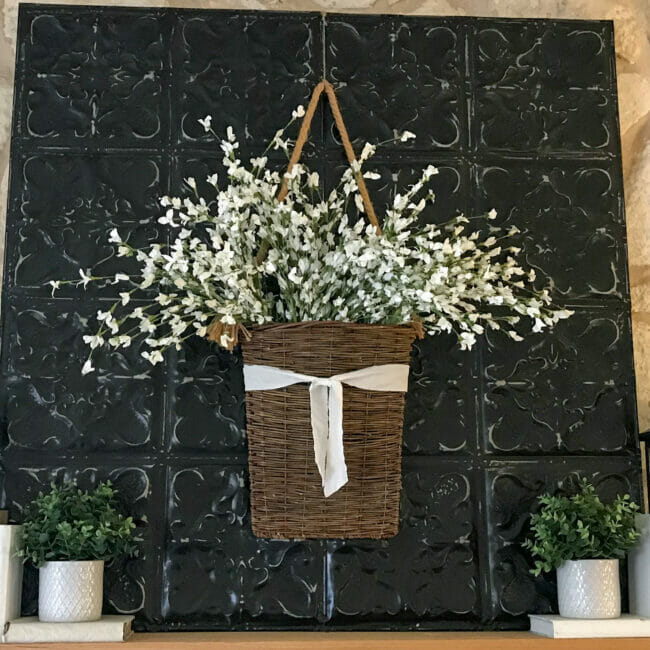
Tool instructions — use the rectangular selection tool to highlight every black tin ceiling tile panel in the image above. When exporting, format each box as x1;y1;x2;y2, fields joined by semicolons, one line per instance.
169;343;246;455
473;20;613;90
481;306;637;455
327;460;481;627
472;88;618;155
164;463;325;626
404;334;478;456
19;9;171;148
473;159;628;303
1;295;163;453
172;11;323;150
6;153;168;296
470;19;617;157
324;15;466;152
1;4;639;632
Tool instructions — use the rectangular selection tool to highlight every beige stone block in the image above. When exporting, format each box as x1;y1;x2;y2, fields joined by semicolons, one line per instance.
625;132;650;264
607;3;647;64
0;84;12;152
618;73;650;135
633;315;650;431
2;0;18;47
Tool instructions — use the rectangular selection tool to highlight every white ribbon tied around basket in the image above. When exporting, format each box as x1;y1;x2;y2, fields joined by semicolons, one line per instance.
243;363;410;498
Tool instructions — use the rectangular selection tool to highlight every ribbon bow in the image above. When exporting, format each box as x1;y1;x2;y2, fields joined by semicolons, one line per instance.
243;363;410;497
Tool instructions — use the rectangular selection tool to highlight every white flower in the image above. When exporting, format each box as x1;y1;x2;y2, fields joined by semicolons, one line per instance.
198;115;212;132
423;165;439;179
399;130;416;142
142;350;164;365
292;105;305;119
49;280;60;296
272;129;288;151
108;228;121;243
360;143;376;161
79;268;92;288
185;177;197;192
532;317;545;333
250;157;268;169
459;332;476;350
139;319;156;334
83;334;104;349
119;292;131;306
207;173;219;186
488;208;498;220
82;359;95;375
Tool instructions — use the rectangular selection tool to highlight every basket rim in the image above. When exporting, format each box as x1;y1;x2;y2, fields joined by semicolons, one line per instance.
245;320;420;335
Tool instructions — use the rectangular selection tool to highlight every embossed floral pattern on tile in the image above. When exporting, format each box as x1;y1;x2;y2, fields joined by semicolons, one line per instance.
22;11;167;146
326;16;464;151
174;13;321;146
2;297;162;451
165;465;323;623
482;308;635;454
475;161;625;300
9;154;166;293
329;466;479;622
475;22;612;89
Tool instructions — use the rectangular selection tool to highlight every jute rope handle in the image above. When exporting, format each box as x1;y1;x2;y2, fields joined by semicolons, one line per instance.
277;79;381;233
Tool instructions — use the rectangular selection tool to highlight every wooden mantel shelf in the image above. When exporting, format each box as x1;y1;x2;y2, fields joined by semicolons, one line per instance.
5;631;650;649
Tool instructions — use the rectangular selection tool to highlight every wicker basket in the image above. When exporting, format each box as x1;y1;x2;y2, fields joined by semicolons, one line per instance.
241;321;416;539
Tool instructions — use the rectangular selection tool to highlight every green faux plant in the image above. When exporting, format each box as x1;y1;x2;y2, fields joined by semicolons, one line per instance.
523;478;641;576
18;481;140;568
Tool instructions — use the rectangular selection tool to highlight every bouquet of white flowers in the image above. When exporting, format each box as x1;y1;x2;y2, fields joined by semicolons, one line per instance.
50;80;572;538
51;100;570;376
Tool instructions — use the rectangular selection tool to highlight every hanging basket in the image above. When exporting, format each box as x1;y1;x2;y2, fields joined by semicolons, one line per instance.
241;321;417;539
233;80;419;538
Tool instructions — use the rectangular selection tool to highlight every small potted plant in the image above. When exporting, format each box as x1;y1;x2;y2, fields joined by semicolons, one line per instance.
18;481;139;623
523;478;640;619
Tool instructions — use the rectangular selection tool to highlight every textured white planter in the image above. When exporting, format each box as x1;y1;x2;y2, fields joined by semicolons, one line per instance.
556;559;620;619
629;513;650;617
38;560;104;622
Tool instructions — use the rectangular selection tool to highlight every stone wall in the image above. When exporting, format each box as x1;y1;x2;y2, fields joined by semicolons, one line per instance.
1;0;648;428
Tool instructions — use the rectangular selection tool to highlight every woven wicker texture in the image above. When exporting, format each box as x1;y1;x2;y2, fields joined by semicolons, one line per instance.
241;321;416;539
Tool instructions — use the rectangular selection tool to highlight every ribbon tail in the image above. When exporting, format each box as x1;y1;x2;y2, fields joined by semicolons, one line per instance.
323;379;348;498
308;381;330;486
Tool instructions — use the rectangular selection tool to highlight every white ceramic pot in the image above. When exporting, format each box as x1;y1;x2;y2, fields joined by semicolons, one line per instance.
38;560;104;622
629;513;650;617
556;559;620;619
